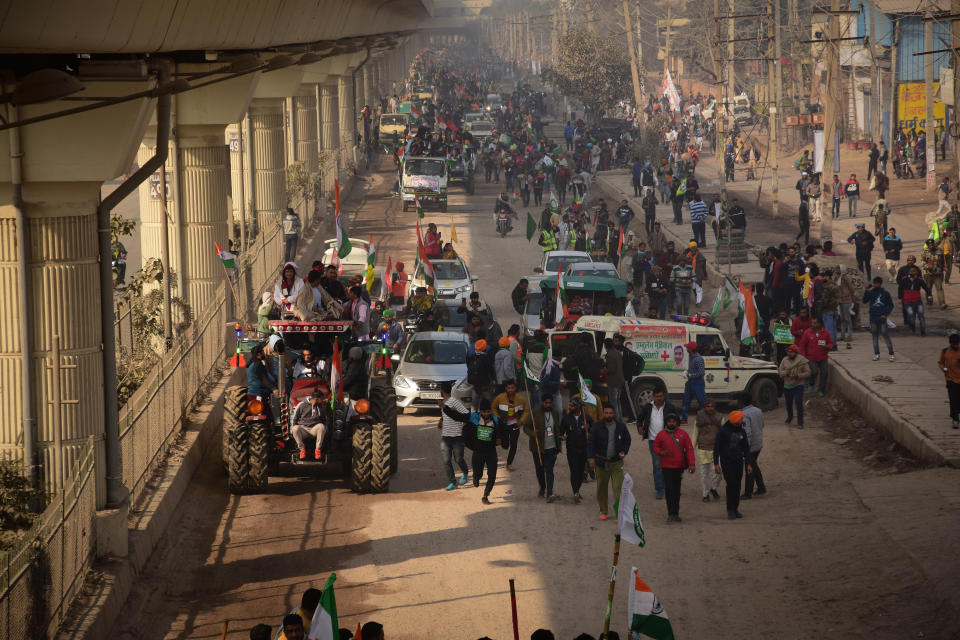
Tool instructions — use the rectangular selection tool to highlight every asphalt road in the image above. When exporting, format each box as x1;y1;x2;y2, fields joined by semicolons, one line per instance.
112;153;960;640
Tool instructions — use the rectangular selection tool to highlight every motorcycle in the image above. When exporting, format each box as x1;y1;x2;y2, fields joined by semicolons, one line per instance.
496;212;511;237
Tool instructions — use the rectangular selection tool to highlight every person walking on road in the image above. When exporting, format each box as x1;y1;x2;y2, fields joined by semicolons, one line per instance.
939;333;960;429
935;177;952;217
689;194;708;248
830;174;842;220
778;345;810;428
521;394;561;501
798;316;834;396
883;228;903;282
714;410;753;519
738;394;766;499
844;174;860;217
921;239;947;310
603;338;625;422
493;380;528;469
651;413;695;523
283;207;301;263
638;387;677;499
439;381;470;490
559;397;589;503
847;222;876;281
693;399;723;502
467;398;507;504
587;405;632;520
863;277;896;362
680;341;706;423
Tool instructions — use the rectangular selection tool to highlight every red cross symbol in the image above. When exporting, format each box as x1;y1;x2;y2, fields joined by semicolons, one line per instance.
660;350;670;362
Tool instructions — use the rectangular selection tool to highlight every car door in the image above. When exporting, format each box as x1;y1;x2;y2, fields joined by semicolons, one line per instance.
692;332;730;395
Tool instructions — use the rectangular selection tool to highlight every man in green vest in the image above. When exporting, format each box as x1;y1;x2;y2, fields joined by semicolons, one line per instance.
539;226;558;252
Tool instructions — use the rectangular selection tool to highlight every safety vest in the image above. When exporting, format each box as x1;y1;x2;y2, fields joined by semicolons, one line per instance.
540;230;558;251
391;271;409;298
569;229;579;246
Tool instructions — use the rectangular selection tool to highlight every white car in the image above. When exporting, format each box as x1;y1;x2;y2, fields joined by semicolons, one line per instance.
535;250;592;275
321;238;369;276
464;111;485;126
467;119;495;141
411;257;478;299
393;331;473;410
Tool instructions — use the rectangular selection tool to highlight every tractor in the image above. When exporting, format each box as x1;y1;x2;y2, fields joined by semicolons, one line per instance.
222;320;399;495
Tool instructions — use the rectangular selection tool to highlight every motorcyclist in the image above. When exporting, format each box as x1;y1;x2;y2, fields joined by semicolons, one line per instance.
494;192;515;232
379;309;404;350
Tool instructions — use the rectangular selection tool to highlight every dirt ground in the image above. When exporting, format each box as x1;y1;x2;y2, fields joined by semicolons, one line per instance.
110;152;960;640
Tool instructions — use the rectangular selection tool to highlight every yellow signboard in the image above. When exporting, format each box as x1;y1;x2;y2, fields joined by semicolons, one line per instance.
897;82;946;132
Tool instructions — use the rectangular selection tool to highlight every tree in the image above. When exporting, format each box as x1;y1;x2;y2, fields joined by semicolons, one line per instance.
545;28;635;120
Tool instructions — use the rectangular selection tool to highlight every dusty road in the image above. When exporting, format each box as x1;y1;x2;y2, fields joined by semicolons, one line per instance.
113;154;960;640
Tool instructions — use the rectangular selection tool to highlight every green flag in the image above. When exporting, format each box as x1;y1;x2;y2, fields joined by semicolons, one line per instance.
526;212;537;241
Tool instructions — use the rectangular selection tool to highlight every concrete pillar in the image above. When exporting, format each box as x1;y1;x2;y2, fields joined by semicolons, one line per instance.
137;141;182;277
319;83;340;193
249;98;287;232
226;121;249;244
362;64;375;111
338;74;357;170
371;59;382;105
293;89;319;218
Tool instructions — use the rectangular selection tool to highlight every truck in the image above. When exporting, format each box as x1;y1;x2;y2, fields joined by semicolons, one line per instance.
222;321;399;495
548;315;782;412
401;156;448;213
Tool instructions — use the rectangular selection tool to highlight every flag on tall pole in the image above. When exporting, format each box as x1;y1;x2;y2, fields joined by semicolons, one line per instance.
366;234;376;267
578;373;597;408
334;179;351;259
305;574;339;640
628;570;675;640
416;195;425;220
554;267;566;325
526;212;537;241
330;339;343;405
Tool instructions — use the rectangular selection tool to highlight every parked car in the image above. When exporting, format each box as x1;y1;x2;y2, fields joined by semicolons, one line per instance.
393;331;473;411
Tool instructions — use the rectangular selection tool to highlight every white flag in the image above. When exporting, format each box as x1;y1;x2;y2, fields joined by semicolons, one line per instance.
617;473;646;547
578;373;598;408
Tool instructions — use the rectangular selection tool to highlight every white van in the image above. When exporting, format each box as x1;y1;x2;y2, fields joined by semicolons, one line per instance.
548;315;782;411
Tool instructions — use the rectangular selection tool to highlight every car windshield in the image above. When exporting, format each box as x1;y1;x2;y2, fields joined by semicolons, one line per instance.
526;291;543;316
434;304;468;328
381;115;406;125
404;339;467;364
433;262;467;279
567;265;618;278
545;255;587;273
405;159;445;176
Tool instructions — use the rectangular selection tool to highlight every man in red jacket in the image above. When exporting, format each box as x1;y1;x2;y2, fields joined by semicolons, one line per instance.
798;316;835;396
652;413;696;523
790;306;811;344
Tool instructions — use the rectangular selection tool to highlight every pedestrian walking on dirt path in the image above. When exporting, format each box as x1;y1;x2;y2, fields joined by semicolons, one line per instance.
738;394;766;499
713;411;754;519
559;397;589;503
938;333;960;429
778;345;810;428
798;316;834;396
638;387;677;499
466;398;507;504
587;405;632;520
693;400;722;502
493;380;528;469
521;394;561;501
439;381;470;491
680;341;706;423
651;413;695;523
863;277;896;362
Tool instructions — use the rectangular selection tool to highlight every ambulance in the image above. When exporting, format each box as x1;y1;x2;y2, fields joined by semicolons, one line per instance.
547;315;782;411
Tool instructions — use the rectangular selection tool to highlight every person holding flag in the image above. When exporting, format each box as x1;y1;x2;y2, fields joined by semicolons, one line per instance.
520;393;561;501
586;405;631;520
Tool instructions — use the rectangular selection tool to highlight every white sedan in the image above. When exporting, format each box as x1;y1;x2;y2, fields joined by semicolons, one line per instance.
393;331;473;410
410;257;478;299
321;238;369;276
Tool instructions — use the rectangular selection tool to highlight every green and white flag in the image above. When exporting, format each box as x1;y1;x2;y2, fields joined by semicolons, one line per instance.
710;276;739;320
578;373;598;408
549;189;559;214
306;573;339;640
522;357;540;387
617;472;645;546
628;568;675;640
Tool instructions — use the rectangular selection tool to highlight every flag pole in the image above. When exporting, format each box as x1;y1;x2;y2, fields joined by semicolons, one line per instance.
602;534;622;639
521;380;543;466
215;243;244;322
509;578;520;640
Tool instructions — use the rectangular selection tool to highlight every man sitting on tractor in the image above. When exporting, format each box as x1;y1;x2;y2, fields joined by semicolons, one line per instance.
293;346;323;380
290;386;331;461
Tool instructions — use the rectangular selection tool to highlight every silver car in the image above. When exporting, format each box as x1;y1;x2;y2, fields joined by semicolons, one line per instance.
411;257;478;299
393;331;473;411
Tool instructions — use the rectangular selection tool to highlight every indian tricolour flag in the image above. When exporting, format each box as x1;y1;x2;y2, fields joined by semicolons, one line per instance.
578;373;597;408
214;242;235;269
410;104;422;118
416;220;435;288
553;267;566;325
334;179;351;259
628;569;675;640
416;196;424;220
330;339;342;405
306;574;339;640
737;279;759;346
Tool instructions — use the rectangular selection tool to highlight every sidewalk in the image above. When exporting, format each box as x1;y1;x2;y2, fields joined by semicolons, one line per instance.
596;161;960;467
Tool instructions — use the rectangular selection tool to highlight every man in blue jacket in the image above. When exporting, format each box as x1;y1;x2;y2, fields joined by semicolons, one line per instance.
862;276;895;362
587;406;632;520
564;121;574;151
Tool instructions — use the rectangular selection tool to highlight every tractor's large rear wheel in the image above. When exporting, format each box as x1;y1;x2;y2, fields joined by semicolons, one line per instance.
227;421;251;494
223;386;247;473
368;422;392;493
248;423;270;491
369;382;399;474
351;421;373;492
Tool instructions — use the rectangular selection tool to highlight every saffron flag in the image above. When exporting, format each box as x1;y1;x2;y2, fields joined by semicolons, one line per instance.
617;226;625;257
526;212;537;241
450;219;459;243
578;373;597;408
628;570;675;640
334;180;351;259
330;339;342;405
306;574;339;640
416;220;435;288
617;473;645;547
214;242;235;269
738;280;759;345
554;267;565;325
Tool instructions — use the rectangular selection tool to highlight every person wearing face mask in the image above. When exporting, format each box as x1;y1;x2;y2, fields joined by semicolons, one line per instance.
713;410;754;519
466;398;507;504
651;413;695;523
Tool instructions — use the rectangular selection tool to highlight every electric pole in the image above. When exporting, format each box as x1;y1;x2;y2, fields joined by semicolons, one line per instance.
768;0;779;218
665;7;672;78
624;0;645;113
822;0;840;245
924;2;936;190
728;0;736;99
954;0;960;188
714;0;728;203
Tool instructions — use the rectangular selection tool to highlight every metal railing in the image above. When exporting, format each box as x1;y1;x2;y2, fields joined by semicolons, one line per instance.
0;437;96;640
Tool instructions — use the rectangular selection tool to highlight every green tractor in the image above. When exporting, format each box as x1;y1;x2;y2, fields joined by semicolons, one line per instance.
222;320;399;495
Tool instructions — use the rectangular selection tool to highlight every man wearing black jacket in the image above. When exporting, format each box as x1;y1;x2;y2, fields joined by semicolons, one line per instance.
559;397;589;503
466;398;508;504
637;388;678;500
713;410;754;519
587;406;632;519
